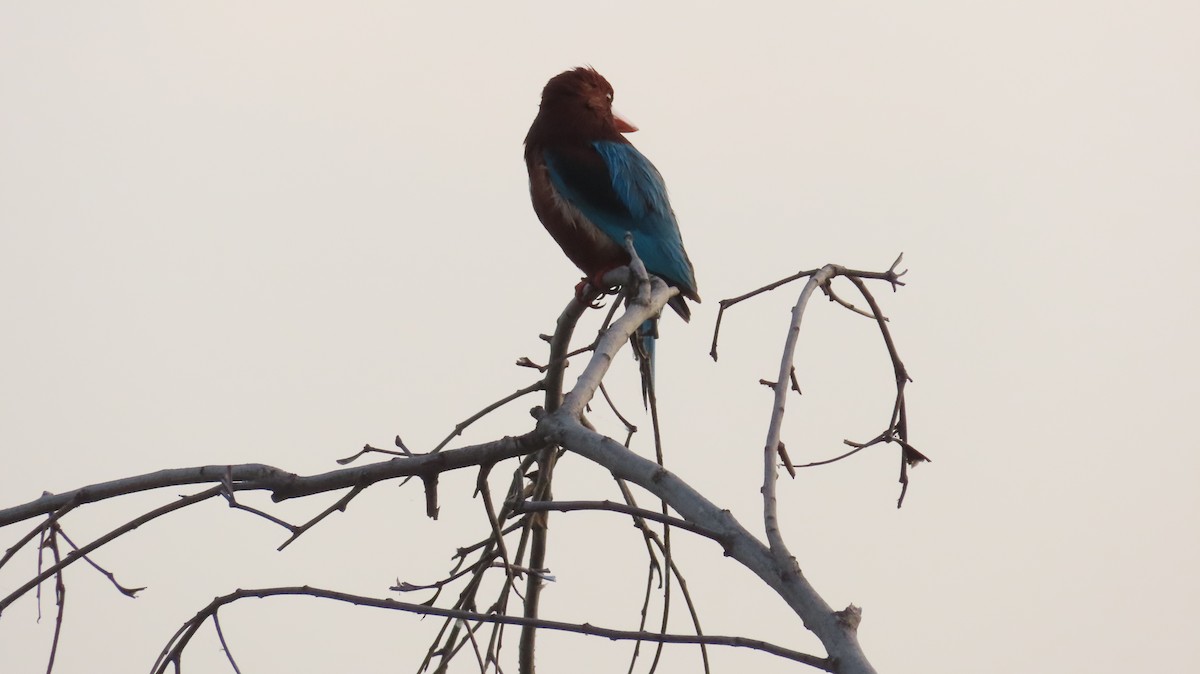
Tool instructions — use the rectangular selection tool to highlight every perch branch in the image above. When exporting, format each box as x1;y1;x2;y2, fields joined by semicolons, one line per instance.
536;270;878;673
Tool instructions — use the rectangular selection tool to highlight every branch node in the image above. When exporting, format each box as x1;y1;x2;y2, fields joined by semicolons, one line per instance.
835;604;863;631
777;443;796;479
420;475;440;520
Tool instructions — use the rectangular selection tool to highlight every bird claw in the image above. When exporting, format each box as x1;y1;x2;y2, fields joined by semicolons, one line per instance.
575;273;620;309
574;279;606;309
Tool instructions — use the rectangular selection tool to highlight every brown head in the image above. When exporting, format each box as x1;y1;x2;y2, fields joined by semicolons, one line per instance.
525;67;637;146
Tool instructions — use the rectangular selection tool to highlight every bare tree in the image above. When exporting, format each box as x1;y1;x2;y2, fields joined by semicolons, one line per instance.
0;254;924;674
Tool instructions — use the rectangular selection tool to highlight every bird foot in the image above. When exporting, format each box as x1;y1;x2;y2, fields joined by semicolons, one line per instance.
574;278;605;309
575;270;622;309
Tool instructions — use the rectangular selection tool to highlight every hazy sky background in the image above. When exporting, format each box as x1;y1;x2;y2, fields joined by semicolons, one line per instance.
2;2;1198;672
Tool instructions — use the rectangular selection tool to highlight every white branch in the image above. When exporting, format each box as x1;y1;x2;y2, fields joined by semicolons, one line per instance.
558;276;674;419
762;265;836;554
539;267;878;674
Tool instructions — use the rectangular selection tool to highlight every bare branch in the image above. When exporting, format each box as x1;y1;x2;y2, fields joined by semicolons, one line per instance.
709;257;906;361
616;481;711;674
149;586;832;674
513;500;722;542
762;265;836;556
539;416;876;673
336;442;406;465
841;273;927;507
211;610;244;674
2;433;546;527
1;488;222;616
0;438;547;616
597;382;639;441
520;285;604;674
220;493;297;533
42;527;66;674
452;521;525;561
0;503;76;572
52;527;144;598
710;267;822;361
431;380;547;453
277;485;365;551
822;283;884;320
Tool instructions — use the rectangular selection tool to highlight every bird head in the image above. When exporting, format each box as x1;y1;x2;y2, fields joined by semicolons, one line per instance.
529;67;637;143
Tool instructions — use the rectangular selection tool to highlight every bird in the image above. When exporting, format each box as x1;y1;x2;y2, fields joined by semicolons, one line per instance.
524;67;699;399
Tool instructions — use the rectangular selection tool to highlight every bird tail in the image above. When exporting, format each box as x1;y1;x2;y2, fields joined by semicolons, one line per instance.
633;318;658;408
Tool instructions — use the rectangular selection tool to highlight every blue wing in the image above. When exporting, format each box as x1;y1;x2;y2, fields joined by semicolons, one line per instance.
543;141;699;299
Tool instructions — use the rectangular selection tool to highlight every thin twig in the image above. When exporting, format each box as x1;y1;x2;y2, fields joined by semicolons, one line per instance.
709;255;906;361
420;452;547;672
512;500;721;543
822;283;883;320
616;481;711;674
277;485;365;551
1;487;224;615
52;527;144;597
598;382;638;439
0;502;77;572
42;527;65;674
628;561;659;674
431;381;547;453
335;443;407;465
222;497;297;533
842;273;927;507
452;521;525;561
391;562;483;594
212;610;243;674
710;267;822;361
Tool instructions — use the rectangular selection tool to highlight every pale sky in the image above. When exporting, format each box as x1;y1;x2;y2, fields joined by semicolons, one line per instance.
2;2;1198;672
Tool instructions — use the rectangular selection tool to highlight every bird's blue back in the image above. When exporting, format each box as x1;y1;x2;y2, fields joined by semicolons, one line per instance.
544;141;698;298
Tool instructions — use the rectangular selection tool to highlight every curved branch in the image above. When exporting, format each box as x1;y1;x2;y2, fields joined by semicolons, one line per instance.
709;256;906;361
762;265;836;557
150;586;831;674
